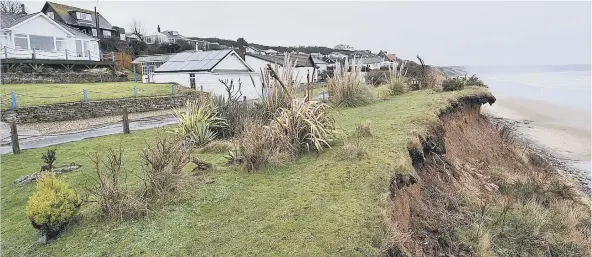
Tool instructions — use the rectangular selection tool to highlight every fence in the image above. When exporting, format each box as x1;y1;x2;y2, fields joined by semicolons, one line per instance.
112;52;133;70
1;84;181;110
0;46;101;61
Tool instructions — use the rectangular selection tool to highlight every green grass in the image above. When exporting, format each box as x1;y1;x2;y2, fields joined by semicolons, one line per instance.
1;87;489;256
0;82;191;108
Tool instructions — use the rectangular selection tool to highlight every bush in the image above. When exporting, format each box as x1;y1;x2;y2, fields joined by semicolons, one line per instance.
26;173;81;238
387;78;407;95
442;77;465;91
365;70;388;86
172;98;222;147
273;98;335;153
141;136;191;197
326;58;375;107
466;74;487;87
376;86;390;100
88;148;146;220
239;120;293;171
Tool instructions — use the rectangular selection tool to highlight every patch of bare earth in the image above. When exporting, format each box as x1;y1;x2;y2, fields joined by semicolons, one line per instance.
385;97;590;256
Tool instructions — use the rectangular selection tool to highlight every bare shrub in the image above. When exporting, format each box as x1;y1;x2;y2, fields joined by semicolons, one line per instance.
141;136;191;198
239;120;294;171
86;148;147;220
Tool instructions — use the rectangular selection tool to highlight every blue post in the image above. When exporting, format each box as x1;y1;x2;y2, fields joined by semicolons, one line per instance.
4;46;7;59
171;84;175;96
10;91;16;109
200;85;203;91
65;49;68;60
133;64;137;83
134;86;138;97
321;91;326;100
32;48;36;59
83;89;88;102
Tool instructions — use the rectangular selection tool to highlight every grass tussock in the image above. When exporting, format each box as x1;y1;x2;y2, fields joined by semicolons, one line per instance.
198;140;236;154
326;58;375;107
385;61;408;95
239;120;294;171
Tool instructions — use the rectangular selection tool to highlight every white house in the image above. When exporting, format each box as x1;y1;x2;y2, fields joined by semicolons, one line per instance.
151;49;262;100
354;57;383;70
0;11;100;61
245;46;264;55
245;53;318;85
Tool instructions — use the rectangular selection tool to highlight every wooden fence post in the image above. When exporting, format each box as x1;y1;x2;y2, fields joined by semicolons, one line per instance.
10;122;20;154
122;108;130;134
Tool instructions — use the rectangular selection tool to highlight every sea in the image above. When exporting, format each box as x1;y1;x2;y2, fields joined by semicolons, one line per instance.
466;64;591;112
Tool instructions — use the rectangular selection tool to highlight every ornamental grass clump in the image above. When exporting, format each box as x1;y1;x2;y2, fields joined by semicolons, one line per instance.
25;172;81;242
326;57;375;107
385;61;408;95
172;98;222;147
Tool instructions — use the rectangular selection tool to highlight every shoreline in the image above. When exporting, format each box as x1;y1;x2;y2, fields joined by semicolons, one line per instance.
482;97;591;195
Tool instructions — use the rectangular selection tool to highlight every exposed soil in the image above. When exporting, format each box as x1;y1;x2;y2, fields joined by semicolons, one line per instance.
385;94;586;256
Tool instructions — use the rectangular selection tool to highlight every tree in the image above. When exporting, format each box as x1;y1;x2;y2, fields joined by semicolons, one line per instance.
0;0;25;13
129;40;147;56
128;19;145;41
236;37;248;47
176;39;195;51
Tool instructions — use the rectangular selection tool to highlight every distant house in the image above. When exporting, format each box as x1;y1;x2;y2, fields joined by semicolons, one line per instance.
0;11;100;61
334;44;354;51
131;53;176;83
125;33;140;42
353;57;382;70
329;52;347;60
151;50;262;99
144;25;195;48
264;49;278;55
41;1;121;40
245;46;264;55
245;53;318;84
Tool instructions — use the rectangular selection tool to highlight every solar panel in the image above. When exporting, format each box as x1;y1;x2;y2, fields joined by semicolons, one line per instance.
155;50;232;72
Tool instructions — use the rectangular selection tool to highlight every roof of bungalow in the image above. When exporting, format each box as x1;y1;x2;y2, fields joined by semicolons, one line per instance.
43;1;114;30
154;49;253;73
246;53;316;67
132;53;177;64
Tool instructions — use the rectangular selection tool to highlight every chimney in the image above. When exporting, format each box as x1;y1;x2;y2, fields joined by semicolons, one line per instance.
157;25;160;33
19;4;26;14
238;45;246;61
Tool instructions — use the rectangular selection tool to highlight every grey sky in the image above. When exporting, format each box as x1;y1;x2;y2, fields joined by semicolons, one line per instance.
23;1;591;66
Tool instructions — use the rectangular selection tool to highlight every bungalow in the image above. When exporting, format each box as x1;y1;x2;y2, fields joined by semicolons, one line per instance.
0;11;100;60
244;53;318;84
151;49;262;99
131;53;176;83
264;49;278;55
353;57;383;70
41;1;122;40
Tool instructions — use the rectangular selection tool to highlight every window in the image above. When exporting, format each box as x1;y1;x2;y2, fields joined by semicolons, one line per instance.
30;35;54;51
102;30;111;38
14;34;28;50
0;35;7;49
83;41;90;55
55;37;66;51
47;12;54;19
75;40;82;56
189;73;195;89
76;12;92;21
92;29;97;37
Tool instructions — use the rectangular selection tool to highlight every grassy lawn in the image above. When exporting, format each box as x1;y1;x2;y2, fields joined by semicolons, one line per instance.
1;87;489;256
0;82;191;108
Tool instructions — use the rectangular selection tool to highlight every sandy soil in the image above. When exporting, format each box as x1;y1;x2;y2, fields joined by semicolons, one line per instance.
482;96;591;193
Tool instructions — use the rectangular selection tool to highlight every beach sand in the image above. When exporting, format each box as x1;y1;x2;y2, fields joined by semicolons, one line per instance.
482;97;591;193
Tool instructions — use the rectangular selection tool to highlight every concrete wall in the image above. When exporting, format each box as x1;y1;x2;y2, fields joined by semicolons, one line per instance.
1;93;205;123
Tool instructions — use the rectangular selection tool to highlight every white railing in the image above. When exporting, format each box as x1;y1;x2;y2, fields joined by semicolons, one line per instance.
0;46;101;61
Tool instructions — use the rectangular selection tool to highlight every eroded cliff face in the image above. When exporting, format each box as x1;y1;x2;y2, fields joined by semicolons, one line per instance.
384;94;589;256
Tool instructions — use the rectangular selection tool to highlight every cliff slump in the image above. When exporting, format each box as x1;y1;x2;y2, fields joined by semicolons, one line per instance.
386;93;589;256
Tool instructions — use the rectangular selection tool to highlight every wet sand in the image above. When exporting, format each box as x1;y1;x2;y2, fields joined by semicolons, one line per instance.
482;96;591;193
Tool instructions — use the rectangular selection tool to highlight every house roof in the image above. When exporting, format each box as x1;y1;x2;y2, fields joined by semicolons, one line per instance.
43;1;113;30
246;53;315;67
132;53;177;64
0;12;38;29
355;57;383;64
1;11;95;40
161;30;187;40
385;54;396;62
155;50;252;72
